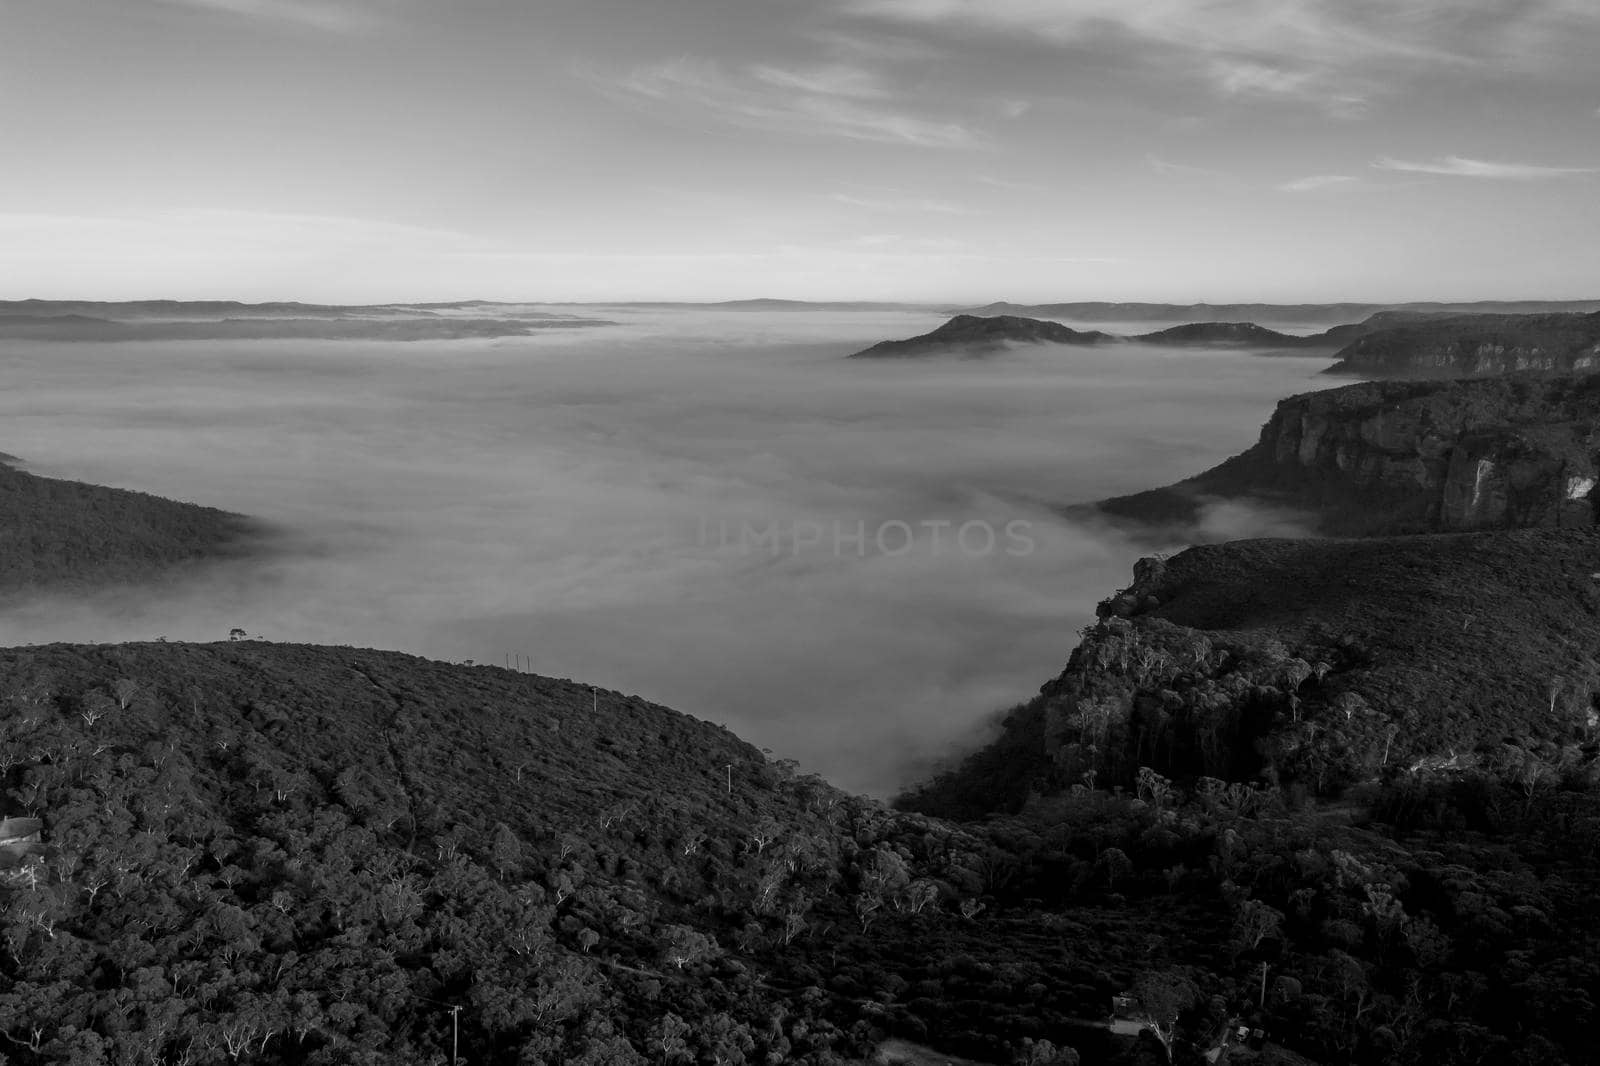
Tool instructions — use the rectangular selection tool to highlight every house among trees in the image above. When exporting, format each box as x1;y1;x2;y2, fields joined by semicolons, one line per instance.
1108;993;1148;1036
0;816;46;879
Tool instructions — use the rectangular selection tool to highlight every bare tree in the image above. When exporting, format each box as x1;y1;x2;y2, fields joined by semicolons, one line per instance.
111;679;142;710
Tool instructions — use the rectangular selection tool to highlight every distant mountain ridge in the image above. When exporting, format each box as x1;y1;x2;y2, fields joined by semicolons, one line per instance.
958;299;1600;324
0;313;608;342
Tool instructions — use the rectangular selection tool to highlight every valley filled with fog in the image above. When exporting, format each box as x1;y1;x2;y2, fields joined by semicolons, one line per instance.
0;309;1335;793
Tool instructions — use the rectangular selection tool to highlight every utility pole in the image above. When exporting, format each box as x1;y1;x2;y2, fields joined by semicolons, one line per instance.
1258;961;1269;1008
449;1005;461;1065
725;763;732;795
592;685;597;715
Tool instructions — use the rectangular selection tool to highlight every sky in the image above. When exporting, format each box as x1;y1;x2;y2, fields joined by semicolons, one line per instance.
3;0;1599;302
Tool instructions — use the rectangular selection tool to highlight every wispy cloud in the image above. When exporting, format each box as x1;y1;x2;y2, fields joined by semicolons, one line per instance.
838;0;1600;112
1208;60;1314;98
615;58;981;149
749;64;892;99
1279;174;1357;192
1147;155;1231;182
1372;155;1599;179
974;175;1047;193
842;234;971;251
832;193;973;213
1205;59;1368;117
151;0;378;31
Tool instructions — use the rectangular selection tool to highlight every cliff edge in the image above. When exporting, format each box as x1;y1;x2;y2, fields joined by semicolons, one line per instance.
1089;375;1600;538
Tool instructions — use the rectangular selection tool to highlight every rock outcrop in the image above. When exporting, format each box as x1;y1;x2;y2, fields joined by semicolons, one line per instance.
1087;376;1600;537
848;314;1113;358
899;527;1600;816
1324;311;1600;378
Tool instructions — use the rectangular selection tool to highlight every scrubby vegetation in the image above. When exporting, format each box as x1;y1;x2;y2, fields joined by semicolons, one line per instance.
0;460;260;592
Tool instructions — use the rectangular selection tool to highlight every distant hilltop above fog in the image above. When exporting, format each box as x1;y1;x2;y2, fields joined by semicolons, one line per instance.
0;300;610;341
849;314;1116;358
852;308;1600;374
1323;309;1600;378
849;314;1344;358
1081;374;1600;539
957;298;1600;325
0;454;267;591
1130;321;1327;348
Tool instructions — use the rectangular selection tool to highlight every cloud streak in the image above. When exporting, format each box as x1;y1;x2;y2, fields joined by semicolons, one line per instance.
837;0;1600;112
1372;155;1599;179
831;193;973;213
1279;174;1357;192
616;58;982;149
151;0;379;31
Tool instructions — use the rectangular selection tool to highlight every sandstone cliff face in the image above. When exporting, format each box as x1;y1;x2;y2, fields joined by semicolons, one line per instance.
1248;380;1599;532
1325;311;1600;378
1093;377;1600;536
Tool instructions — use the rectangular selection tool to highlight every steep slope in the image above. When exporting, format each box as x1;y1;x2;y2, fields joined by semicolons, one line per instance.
849;315;1113;358
0;457;263;591
897;528;1600;1066
901;527;1600;816
1324;311;1600;378
1087;375;1600;538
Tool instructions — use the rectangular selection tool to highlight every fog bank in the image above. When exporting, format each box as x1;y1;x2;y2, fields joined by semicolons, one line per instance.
0;308;1333;794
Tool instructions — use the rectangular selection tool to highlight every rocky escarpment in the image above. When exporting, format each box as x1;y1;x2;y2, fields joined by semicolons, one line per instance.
1090;376;1600;538
849;314;1113;358
900;528;1600;817
1325;310;1600;378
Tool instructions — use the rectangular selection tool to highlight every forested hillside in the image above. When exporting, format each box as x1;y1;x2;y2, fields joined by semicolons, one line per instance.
5;585;1600;1064
0;642;1219;1066
0;459;259;592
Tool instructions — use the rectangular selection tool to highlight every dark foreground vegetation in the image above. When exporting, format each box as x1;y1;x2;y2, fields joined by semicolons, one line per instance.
0;459;261;592
5;569;1600;1066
